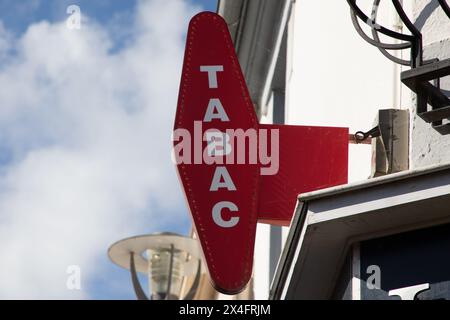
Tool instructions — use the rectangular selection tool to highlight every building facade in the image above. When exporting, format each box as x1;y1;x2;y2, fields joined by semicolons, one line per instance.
213;0;450;300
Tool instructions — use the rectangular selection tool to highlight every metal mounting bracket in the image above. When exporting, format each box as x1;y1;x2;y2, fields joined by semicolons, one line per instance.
401;59;450;134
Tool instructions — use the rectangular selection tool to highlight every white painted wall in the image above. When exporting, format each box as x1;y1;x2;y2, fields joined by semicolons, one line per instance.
411;0;450;168
253;223;271;299
287;1;403;183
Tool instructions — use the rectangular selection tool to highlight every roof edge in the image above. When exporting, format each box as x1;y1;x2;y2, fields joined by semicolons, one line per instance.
299;162;450;202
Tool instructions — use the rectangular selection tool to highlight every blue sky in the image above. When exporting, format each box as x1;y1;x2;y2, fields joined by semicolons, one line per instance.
0;1;217;54
0;0;217;300
0;0;217;34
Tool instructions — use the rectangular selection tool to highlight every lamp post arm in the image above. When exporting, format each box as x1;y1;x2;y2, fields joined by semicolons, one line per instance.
130;252;150;300
183;260;202;300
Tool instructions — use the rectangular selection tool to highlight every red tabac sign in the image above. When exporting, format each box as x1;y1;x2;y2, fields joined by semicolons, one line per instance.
173;12;348;294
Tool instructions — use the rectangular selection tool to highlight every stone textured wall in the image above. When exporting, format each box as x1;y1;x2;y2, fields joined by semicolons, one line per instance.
411;0;450;168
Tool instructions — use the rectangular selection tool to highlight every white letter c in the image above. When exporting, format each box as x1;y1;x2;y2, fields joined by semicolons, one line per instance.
212;201;239;228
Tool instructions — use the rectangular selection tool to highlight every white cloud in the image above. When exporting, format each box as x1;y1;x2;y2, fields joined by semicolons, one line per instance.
0;0;199;299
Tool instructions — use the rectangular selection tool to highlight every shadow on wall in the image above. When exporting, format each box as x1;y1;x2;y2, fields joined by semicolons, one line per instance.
415;0;440;31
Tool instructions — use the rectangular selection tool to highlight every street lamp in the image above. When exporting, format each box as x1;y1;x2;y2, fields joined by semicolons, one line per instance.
108;232;203;300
